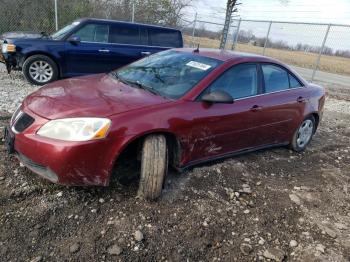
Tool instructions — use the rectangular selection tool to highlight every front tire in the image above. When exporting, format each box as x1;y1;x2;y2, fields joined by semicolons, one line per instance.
290;116;316;152
138;135;168;200
22;55;58;85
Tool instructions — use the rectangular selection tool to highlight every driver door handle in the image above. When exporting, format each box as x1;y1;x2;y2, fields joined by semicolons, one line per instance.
297;96;306;103
141;51;151;56
250;105;263;112
99;49;110;53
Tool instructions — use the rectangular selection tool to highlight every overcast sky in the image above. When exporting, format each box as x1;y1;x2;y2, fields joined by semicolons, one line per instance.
186;0;350;25
184;0;350;51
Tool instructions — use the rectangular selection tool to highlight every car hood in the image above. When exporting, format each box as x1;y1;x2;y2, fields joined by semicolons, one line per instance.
0;31;44;41
24;74;170;119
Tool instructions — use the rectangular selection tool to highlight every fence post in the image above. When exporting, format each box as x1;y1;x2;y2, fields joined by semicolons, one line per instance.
131;1;135;23
191;13;197;48
263;21;272;55
232;18;241;50
312;24;331;82
54;0;58;31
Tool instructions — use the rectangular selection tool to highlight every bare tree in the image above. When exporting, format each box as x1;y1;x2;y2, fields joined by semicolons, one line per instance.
219;0;238;49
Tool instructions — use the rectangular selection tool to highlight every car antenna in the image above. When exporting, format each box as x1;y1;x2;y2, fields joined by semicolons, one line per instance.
193;44;200;53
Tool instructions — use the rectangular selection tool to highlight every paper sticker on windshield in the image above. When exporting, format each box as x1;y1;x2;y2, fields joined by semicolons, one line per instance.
186;61;211;71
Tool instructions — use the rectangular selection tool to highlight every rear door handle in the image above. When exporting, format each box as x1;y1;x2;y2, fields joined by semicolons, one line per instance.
250;105;262;112
141;51;151;56
99;49;110;53
297;96;306;103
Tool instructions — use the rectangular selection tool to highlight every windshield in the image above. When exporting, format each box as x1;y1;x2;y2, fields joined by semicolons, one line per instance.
51;21;80;40
114;50;223;99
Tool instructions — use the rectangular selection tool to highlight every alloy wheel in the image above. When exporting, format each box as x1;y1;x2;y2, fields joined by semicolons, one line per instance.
28;61;53;83
296;119;314;148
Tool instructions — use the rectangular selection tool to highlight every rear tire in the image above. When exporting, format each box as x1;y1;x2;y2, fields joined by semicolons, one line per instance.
138;135;168;200
290;116;316;152
22;55;58;85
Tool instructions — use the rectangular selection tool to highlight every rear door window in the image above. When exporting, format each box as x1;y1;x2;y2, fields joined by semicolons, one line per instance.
262;64;290;93
148;29;181;47
109;25;140;45
74;24;109;43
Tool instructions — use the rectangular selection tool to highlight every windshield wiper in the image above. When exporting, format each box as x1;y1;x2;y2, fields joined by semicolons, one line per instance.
40;32;51;39
112;72;167;99
128;80;161;96
113;72;130;86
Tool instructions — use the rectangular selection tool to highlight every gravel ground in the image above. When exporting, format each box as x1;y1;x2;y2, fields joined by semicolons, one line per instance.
0;69;350;261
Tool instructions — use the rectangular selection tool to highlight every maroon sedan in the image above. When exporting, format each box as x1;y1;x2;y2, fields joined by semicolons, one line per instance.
4;49;326;199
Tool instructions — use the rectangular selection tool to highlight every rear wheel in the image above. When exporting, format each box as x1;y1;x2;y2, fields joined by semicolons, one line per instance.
138;135;168;200
23;55;58;85
290;116;315;152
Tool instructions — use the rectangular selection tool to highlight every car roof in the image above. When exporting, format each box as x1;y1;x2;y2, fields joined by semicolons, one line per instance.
76;18;181;32
174;48;308;87
175;48;277;63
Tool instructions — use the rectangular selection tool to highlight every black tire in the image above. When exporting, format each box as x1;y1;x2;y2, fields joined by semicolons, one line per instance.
290;115;316;152
22;55;58;85
138;135;168;200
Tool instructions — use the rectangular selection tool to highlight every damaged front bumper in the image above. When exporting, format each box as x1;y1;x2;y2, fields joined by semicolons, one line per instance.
0;52;16;73
0;41;17;73
4;110;122;187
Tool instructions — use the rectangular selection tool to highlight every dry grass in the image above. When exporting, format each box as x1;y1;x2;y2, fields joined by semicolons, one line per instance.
183;35;350;76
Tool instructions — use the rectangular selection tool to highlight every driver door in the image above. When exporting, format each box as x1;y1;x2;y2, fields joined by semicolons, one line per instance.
63;23;114;76
187;63;266;162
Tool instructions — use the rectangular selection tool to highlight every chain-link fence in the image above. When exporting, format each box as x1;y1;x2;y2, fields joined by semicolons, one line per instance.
1;0;349;85
187;16;350;84
0;0;188;33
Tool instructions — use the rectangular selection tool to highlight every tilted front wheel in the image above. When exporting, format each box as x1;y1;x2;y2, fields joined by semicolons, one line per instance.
23;55;58;85
138;135;168;200
290;116;316;152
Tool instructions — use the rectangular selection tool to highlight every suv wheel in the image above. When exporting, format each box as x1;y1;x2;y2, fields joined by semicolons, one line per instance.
290;116;316;152
23;55;58;85
138;135;168;200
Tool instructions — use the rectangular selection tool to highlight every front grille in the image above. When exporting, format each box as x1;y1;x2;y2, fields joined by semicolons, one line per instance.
18;153;46;173
17;153;58;182
13;112;34;133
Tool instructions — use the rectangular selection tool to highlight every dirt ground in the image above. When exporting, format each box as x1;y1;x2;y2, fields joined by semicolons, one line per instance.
0;72;350;262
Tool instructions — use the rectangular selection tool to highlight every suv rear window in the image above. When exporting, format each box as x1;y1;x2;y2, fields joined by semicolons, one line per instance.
109;25;140;45
148;29;181;47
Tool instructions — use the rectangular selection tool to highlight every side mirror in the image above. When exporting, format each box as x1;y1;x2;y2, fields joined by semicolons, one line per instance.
201;90;234;104
67;35;81;45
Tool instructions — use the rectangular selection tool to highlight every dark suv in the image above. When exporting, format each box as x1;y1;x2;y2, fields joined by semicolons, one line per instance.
0;18;183;85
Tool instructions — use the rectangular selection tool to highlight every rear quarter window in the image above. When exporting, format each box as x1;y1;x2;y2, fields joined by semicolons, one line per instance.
109;24;140;45
148;29;182;47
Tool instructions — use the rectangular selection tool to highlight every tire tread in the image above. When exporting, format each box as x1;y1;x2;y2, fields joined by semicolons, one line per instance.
138;135;167;200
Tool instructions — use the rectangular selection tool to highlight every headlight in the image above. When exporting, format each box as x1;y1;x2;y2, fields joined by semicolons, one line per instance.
1;43;16;53
37;118;111;142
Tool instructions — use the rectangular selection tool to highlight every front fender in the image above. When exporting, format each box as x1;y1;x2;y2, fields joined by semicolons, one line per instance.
14;41;65;73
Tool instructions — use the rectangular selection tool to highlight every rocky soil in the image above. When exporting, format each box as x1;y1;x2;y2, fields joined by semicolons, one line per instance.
0;68;350;261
